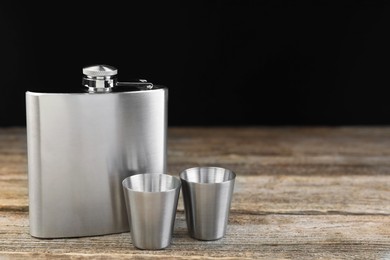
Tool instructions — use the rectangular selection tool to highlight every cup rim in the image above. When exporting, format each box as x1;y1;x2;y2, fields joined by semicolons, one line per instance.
179;166;236;184
122;173;181;193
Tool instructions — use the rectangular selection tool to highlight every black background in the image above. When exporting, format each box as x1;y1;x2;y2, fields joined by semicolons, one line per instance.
1;1;390;126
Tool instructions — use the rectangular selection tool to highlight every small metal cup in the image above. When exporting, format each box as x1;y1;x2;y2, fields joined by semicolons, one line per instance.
122;174;181;250
180;167;236;240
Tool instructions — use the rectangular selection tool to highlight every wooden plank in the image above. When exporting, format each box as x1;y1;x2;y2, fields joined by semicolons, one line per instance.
1;211;389;259
2;174;390;215
168;127;390;157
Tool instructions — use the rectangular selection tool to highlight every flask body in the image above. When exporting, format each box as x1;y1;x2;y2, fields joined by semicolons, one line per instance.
26;88;167;238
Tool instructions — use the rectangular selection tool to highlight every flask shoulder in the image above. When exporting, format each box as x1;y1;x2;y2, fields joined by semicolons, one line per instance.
26;85;167;95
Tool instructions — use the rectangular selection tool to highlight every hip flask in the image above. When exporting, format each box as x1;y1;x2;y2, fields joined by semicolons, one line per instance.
26;65;167;238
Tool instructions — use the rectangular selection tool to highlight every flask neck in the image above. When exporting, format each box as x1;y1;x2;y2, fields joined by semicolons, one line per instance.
82;76;117;93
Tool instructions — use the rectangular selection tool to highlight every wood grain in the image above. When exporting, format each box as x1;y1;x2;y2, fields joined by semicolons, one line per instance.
1;127;390;259
1;211;390;259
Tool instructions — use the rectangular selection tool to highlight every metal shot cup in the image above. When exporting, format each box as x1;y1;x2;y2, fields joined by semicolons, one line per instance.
180;167;236;240
122;174;181;250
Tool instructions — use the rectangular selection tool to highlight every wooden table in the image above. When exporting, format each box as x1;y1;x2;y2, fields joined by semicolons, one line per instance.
1;127;389;259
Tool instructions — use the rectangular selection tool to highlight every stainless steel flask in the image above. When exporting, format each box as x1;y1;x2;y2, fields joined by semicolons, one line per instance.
26;65;167;238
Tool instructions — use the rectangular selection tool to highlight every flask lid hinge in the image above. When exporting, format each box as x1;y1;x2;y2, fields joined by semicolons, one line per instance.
116;80;153;90
82;65;154;92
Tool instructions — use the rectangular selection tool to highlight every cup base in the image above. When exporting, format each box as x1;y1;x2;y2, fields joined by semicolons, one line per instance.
133;244;170;250
189;233;225;241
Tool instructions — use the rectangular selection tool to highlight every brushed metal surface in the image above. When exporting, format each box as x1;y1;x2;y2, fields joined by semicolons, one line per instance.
180;167;235;240
26;88;167;238
122;174;181;250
